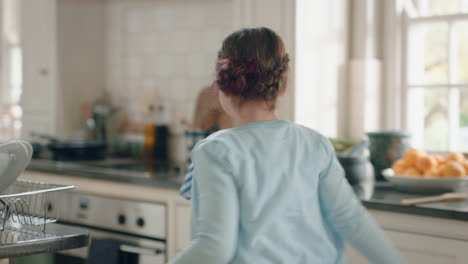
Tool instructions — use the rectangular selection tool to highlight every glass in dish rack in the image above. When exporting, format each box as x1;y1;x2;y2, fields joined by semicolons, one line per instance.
0;179;74;232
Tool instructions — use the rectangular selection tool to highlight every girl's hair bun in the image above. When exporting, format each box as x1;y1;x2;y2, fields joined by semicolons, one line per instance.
216;27;289;103
216;58;260;96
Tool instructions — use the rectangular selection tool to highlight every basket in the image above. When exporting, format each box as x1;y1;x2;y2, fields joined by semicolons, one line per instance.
0;179;74;232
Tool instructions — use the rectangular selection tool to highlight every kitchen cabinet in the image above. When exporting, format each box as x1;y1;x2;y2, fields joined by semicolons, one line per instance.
346;210;468;263
347;230;468;264
21;171;191;262
387;230;468;264
172;201;468;264
20;0;106;140
20;0;59;139
175;203;191;253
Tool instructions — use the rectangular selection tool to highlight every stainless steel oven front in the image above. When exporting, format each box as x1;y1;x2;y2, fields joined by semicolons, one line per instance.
56;226;165;264
51;191;167;264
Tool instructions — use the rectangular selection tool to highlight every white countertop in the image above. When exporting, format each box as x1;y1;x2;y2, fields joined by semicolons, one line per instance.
21;170;188;205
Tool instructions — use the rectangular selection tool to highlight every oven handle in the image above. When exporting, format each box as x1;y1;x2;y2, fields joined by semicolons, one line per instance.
120;244;165;256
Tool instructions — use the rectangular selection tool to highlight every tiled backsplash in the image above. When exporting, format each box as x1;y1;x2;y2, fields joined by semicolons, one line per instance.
106;0;234;129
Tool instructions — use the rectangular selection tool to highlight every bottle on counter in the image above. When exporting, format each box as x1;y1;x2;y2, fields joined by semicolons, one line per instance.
143;104;169;164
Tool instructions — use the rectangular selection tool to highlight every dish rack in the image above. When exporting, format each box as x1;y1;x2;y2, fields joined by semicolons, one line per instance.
0;179;74;232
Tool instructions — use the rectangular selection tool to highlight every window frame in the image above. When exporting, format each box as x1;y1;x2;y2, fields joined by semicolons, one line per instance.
401;10;468;151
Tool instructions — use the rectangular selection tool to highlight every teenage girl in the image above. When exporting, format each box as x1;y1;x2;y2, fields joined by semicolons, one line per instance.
171;27;402;264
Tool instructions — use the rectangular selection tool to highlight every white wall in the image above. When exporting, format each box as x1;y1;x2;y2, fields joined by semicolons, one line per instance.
106;0;234;128
232;0;296;121
20;0;296;145
50;0;297;163
295;0;349;137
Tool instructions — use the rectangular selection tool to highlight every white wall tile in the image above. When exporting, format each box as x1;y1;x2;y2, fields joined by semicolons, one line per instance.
169;79;188;100
186;54;205;77
157;32;173;53
185;4;207;30
126;9;145;34
154;6;174;31
172;31;190;53
156;54;171;77
107;0;233;128
201;29;225;52
170;54;187;77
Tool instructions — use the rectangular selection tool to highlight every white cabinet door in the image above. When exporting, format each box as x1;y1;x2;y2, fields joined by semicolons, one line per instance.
345;245;368;264
387;230;468;264
175;204;191;253
346;230;468;264
19;0;58;139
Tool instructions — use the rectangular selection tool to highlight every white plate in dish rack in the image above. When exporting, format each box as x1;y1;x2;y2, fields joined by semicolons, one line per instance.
382;168;468;193
0;141;32;193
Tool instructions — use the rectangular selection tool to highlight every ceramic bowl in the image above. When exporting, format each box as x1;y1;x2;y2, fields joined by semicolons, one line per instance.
382;168;468;194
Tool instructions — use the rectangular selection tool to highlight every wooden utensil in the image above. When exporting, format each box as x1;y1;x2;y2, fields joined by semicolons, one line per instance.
400;192;468;205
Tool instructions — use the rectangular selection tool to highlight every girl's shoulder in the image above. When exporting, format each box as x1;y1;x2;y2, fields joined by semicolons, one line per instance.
192;129;234;153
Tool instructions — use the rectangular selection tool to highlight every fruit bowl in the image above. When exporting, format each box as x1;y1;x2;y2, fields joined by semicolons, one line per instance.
382;168;468;193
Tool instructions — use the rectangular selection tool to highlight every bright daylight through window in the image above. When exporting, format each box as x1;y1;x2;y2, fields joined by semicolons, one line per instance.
405;0;468;151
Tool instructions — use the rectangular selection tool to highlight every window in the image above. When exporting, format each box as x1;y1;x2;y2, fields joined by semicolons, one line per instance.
0;0;22;141
404;0;468;151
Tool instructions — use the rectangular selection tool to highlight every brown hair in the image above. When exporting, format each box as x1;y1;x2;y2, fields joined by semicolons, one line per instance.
216;27;289;104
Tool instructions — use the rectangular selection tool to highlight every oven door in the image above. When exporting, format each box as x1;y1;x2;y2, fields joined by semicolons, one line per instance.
56;226;166;264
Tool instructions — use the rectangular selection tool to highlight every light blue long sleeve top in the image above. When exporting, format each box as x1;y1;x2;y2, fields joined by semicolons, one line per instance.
171;120;402;264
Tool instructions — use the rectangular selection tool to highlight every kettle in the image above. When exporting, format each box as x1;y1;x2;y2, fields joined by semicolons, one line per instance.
86;90;119;143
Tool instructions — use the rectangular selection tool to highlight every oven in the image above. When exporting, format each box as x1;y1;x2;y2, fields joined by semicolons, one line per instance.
55;227;165;264
50;191;167;264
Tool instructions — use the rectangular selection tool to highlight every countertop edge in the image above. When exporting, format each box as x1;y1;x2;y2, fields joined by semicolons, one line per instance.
362;201;468;221
22;169;468;222
0;226;90;258
21;170;189;205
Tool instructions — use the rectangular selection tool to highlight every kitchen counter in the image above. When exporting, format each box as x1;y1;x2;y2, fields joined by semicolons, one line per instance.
19;170;189;260
20;170;185;205
26;159;182;190
23;162;468;222
0;223;89;259
354;181;468;221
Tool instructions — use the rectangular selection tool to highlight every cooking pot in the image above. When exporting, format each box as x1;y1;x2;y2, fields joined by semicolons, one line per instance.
31;133;107;161
47;140;107;161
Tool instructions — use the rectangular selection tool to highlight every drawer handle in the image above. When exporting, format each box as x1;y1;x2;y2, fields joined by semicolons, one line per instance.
120;244;164;256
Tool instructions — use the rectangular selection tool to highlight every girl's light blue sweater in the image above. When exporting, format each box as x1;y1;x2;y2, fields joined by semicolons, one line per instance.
171;120;402;264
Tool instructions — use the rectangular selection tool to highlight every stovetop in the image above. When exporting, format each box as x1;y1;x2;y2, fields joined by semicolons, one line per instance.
27;158;184;189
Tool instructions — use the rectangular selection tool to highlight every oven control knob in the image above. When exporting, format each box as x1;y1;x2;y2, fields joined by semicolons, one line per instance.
118;214;126;225
136;217;145;227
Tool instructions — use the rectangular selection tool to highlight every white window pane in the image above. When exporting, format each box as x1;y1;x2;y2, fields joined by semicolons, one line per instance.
424;88;449;150
407;88;425;148
417;0;462;16
453;21;468;83
408;23;448;85
10;46;22;103
460;88;468;151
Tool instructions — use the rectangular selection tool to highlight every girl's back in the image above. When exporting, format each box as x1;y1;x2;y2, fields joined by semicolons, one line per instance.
205;120;345;263
171;27;401;264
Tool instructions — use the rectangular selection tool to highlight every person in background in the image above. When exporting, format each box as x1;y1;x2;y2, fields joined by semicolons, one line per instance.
179;83;232;199
172;27;402;264
192;83;232;132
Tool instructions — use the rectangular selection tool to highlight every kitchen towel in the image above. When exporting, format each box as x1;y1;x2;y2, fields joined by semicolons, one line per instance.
179;163;194;200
